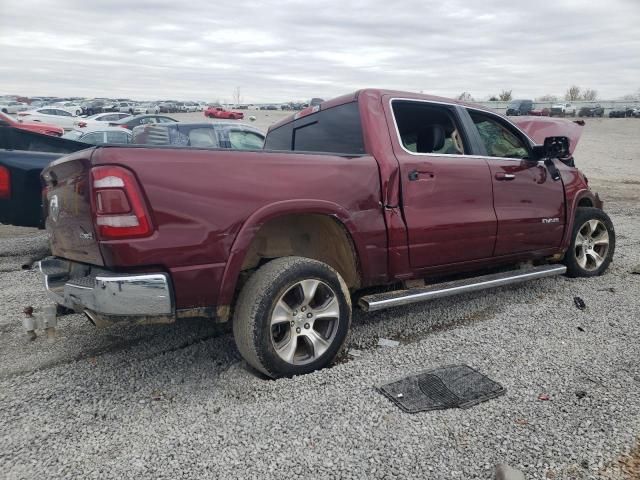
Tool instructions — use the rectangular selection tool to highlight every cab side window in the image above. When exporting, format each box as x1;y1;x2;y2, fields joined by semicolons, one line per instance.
468;111;529;159
392;101;466;155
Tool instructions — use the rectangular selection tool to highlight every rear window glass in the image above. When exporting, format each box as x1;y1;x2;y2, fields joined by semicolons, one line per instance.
264;102;365;155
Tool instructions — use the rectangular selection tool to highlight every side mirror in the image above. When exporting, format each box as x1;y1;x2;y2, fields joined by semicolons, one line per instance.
532;136;571;160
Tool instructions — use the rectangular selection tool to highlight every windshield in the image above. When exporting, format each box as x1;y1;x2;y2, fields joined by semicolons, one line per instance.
0;111;16;124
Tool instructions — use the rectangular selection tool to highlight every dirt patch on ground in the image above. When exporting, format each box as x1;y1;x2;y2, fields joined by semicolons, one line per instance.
600;440;640;479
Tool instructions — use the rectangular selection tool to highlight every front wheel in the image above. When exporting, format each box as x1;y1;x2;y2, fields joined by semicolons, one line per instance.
233;257;351;378
564;207;615;277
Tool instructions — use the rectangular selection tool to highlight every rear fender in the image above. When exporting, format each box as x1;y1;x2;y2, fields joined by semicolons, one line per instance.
217;199;366;309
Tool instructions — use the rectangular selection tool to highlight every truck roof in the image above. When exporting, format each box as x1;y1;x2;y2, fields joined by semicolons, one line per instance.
268;88;497;132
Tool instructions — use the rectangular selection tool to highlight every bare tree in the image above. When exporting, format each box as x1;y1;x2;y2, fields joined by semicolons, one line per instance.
581;89;598;101
232;87;242;105
536;94;558;102
565;85;581;101
457;92;474;102
498;89;513;101
620;89;640;101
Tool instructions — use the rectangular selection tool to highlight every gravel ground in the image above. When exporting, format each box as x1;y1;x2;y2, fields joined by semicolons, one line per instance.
0;118;639;479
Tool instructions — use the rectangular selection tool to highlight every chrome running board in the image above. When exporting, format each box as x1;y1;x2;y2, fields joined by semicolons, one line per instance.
358;264;566;312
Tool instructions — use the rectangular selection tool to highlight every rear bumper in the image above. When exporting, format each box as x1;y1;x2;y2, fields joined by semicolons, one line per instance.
39;257;174;326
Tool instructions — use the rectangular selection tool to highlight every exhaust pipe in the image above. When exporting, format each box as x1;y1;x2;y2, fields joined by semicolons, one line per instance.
84;310;97;326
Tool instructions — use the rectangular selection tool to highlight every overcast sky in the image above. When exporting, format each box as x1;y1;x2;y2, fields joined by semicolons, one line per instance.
1;0;638;102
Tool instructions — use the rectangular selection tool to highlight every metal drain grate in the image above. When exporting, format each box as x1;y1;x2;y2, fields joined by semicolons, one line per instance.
380;365;505;413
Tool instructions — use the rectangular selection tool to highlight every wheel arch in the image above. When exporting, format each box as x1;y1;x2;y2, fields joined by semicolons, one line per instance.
217;200;364;313
561;189;600;250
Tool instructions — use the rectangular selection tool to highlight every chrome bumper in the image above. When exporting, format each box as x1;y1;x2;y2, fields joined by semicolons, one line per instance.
39;257;174;326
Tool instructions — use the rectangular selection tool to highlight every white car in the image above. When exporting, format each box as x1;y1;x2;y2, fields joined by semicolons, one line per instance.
138;103;160;114
117;102;142;114
183;102;201;112
51;102;84;116
17;108;79;130
73;112;131;128
550;102;577;117
0;101;29;114
62;126;132;145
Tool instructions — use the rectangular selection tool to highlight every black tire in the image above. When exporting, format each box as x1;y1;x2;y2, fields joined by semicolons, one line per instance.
563;207;615;277
1;108;7;113
233;256;352;378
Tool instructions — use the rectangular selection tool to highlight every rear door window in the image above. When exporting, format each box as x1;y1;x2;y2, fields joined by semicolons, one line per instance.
264;102;365;154
81;132;105;144
187;128;219;148
229;130;264;150
391;100;467;155
106;131;130;144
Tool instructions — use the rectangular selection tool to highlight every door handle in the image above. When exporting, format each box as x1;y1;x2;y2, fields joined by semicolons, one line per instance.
408;170;434;181
495;172;515;181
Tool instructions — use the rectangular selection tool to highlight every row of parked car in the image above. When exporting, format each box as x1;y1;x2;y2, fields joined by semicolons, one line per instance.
1;95;328;117
0;98;207;117
505;99;640;118
0;110;264;149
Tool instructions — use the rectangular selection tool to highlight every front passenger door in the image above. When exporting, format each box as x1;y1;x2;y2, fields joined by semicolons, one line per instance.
389;99;497;269
467;110;565;256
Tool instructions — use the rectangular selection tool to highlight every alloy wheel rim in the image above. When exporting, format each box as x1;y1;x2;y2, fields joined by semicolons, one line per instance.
270;279;340;365
575;219;609;271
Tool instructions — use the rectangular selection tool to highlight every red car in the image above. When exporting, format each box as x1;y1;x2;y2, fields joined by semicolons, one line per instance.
40;89;614;378
529;107;550;117
0;111;64;136
204;106;244;120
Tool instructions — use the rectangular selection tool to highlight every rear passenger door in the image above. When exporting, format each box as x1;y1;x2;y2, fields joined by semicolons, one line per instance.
388;99;497;269
465;109;565;255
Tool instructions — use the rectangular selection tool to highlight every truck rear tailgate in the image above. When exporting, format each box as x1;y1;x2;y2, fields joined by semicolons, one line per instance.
42;149;104;266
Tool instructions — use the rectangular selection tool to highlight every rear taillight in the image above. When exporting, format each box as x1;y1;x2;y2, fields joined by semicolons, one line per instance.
0;166;10;199
90;166;152;239
77;121;87;128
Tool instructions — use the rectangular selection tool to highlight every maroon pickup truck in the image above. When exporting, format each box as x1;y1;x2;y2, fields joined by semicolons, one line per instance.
39;89;615;378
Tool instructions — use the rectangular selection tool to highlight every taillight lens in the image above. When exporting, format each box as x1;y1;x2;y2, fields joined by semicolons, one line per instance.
0;166;10;199
90;166;152;239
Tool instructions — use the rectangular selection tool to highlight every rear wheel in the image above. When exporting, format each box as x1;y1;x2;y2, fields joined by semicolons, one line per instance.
233;257;351;378
564;207;615;277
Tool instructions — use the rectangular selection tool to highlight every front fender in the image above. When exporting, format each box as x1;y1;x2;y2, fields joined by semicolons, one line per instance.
561;188;599;251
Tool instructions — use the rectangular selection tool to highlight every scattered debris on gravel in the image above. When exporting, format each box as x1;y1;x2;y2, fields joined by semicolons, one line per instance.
574;296;587;310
